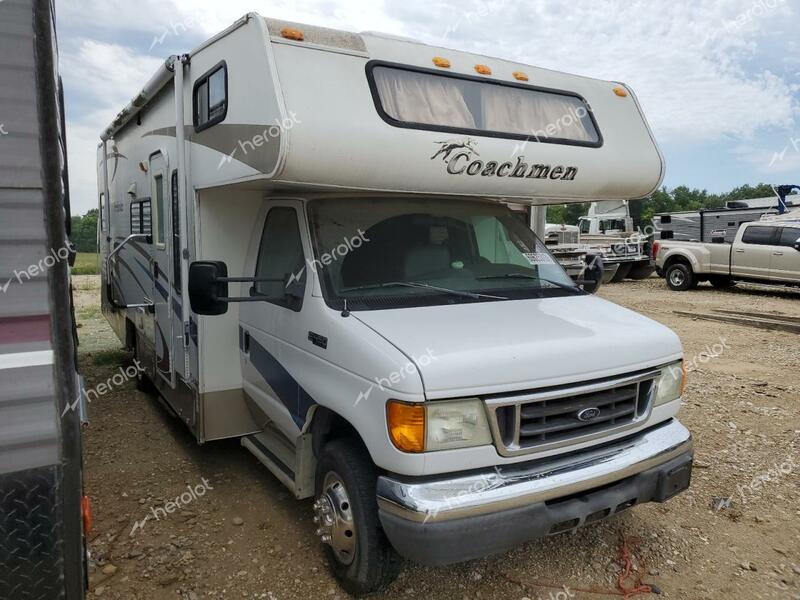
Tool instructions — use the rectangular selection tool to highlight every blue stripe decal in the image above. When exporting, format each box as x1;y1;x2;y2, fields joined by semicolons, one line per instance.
245;330;316;428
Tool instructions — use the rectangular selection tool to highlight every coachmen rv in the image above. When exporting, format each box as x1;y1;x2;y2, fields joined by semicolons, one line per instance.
1;0;88;598
97;14;692;594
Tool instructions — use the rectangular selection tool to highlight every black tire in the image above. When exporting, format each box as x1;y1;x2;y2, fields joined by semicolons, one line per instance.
133;333;156;394
627;263;656;280
709;276;735;289
314;438;401;596
610;262;633;282
665;262;695;291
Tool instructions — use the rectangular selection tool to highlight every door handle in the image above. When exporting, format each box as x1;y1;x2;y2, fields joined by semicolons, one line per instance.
734;249;745;253
243;330;250;353
773;251;783;256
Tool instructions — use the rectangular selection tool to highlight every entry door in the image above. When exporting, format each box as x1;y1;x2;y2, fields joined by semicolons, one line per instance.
149;152;174;386
239;202;310;440
732;226;778;280
770;226;800;283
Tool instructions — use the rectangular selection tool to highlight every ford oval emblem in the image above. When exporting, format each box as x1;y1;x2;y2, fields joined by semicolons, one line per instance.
577;407;601;422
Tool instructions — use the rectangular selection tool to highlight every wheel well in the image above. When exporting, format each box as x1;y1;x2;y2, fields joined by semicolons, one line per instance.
664;255;692;272
309;407;364;459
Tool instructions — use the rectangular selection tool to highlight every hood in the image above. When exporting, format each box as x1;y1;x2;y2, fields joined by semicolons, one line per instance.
353;295;682;399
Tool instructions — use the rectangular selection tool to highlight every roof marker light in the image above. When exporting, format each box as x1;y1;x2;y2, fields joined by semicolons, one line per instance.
475;64;492;75
432;56;451;68
281;27;304;41
613;86;628;97
512;71;529;81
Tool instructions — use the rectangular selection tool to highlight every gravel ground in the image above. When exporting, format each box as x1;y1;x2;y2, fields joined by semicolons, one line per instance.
72;274;800;600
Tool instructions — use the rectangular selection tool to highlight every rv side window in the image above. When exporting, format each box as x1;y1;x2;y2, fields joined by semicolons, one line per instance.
193;62;227;132
130;199;152;235
254;207;306;311
154;174;166;246
741;226;777;245
368;63;600;146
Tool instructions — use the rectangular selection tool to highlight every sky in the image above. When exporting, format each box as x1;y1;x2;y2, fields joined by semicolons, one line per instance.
58;0;800;215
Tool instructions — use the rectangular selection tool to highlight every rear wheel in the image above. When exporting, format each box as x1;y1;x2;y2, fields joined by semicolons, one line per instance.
665;262;696;291
133;333;156;394
314;438;401;596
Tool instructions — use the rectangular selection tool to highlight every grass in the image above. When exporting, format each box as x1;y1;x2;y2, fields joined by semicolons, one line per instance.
72;252;100;275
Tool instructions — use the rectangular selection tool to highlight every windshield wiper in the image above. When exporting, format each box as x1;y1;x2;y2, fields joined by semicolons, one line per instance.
476;273;585;294
340;281;507;300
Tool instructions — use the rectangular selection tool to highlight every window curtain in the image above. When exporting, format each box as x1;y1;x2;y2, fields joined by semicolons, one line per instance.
373;68;476;128
481;85;595;142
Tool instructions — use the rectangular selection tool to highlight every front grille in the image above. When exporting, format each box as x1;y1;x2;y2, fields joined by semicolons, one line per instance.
487;370;658;456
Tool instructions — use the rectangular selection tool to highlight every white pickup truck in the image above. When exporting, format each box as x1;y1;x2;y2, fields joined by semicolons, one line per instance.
654;219;800;291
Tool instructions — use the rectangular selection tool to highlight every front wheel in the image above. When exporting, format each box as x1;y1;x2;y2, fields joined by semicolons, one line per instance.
314;438;401;596
665;262;696;291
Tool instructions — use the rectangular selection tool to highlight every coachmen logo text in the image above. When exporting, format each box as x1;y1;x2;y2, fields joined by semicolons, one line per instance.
431;138;577;181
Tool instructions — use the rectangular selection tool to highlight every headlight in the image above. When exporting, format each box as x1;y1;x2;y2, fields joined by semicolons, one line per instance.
426;398;493;451
386;398;492;453
654;361;685;405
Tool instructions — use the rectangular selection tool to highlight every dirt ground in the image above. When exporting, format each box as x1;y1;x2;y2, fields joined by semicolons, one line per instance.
73;274;800;600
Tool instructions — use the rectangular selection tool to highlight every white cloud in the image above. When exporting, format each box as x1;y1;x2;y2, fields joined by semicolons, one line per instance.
62;0;799;214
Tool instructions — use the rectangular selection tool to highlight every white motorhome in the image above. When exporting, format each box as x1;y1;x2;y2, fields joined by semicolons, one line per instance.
97;14;692;594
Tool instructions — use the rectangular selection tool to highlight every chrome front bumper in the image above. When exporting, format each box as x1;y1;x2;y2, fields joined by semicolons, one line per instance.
377;419;692;524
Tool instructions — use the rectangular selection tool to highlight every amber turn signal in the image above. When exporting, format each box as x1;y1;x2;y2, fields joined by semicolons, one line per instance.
386;401;425;453
281;27;304;41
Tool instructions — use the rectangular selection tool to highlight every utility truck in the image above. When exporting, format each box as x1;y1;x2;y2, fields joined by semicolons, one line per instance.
97;14;693;595
655;211;800;291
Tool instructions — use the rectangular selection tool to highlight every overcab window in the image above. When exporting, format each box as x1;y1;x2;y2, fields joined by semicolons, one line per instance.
368;63;600;147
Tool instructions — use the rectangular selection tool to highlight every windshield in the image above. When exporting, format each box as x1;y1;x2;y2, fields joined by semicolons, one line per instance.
579;218;591;234
307;198;582;311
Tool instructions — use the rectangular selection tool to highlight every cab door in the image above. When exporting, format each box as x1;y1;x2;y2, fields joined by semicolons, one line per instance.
732;225;778;280
239;202;311;440
770;226;800;283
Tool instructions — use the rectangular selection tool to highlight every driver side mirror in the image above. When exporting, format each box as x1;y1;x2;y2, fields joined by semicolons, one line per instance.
188;260;229;315
794;239;800;252
576;278;600;294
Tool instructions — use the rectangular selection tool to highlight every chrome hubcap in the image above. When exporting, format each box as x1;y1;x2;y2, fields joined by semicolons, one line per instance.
670;270;685;286
313;472;356;565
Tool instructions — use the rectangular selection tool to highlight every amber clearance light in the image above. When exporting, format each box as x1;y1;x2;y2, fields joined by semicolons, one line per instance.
474;64;492;75
512;71;529;81
432;56;451;68
387;401;425;453
281;27;305;41
612;86;628;97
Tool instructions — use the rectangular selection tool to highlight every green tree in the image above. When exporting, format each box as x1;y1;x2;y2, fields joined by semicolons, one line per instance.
70;209;98;253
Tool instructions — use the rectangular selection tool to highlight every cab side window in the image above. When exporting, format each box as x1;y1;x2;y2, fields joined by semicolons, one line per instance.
778;227;800;247
254;207;306;310
741;226;777;245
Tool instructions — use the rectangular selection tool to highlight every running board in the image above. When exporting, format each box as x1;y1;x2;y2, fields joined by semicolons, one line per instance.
241;426;315;499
